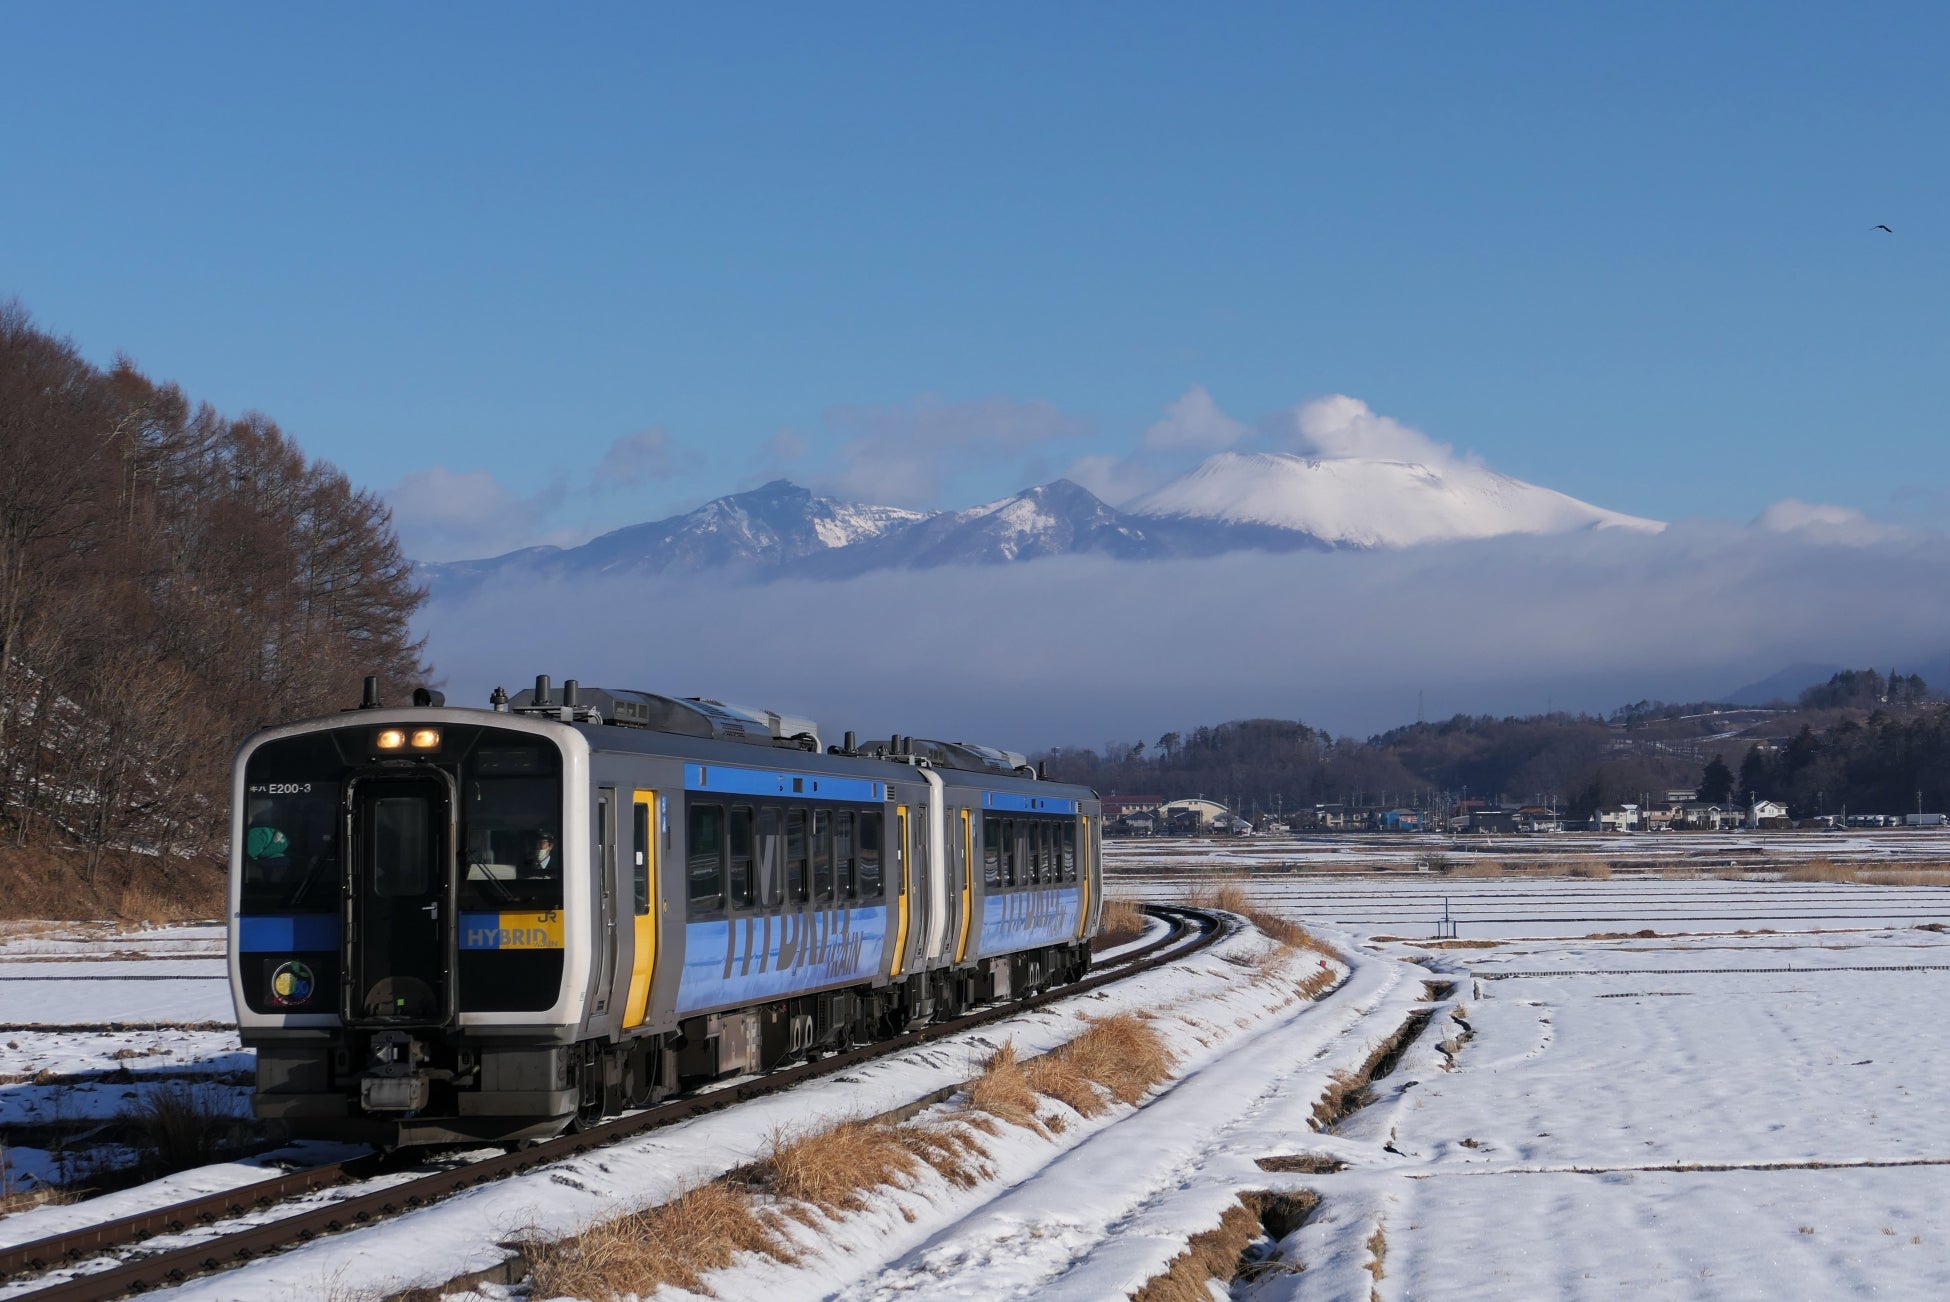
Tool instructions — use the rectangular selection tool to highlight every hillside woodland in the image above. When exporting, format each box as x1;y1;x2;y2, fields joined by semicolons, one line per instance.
0;304;426;918
1044;671;1950;822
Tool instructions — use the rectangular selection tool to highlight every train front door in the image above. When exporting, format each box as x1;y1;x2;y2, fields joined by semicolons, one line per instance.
345;774;455;1026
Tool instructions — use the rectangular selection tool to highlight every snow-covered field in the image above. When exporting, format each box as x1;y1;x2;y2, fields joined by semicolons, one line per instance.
1110;828;1950;873
8;847;1950;1299
0;922;241;1190
1117;849;1950;1300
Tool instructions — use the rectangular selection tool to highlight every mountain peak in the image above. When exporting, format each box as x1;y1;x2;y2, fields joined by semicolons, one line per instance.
1127;450;1662;547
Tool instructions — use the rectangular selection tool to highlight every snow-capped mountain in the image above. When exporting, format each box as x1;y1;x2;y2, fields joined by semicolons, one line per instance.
1126;451;1662;548
418;452;1663;594
425;481;929;590
813;479;1161;573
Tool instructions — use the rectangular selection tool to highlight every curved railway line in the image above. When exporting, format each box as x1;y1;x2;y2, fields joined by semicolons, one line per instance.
3;904;1223;1302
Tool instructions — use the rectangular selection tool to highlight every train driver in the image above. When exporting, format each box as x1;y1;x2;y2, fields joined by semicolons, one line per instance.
521;831;557;879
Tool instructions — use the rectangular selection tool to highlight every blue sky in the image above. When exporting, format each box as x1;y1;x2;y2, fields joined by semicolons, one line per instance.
4;3;1947;562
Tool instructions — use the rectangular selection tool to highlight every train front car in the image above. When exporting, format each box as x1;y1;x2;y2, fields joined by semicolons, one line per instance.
229;707;589;1146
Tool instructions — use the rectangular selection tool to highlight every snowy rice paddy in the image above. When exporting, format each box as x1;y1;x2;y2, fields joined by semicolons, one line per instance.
1116;840;1950;1300
6;836;1950;1299
0;922;242;1191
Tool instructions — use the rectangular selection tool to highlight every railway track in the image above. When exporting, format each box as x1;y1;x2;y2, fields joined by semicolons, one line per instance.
2;904;1222;1302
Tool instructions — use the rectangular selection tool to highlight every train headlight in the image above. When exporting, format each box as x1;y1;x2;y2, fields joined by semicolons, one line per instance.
410;728;442;750
375;728;407;750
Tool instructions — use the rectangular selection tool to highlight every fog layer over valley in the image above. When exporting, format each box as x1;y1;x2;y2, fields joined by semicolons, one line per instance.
418;513;1950;746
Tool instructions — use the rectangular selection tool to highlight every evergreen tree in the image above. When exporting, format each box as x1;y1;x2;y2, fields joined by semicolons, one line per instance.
1699;756;1734;804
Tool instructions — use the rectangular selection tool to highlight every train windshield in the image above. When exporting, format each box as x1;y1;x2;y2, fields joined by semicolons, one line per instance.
457;741;563;911
242;734;346;913
240;726;565;914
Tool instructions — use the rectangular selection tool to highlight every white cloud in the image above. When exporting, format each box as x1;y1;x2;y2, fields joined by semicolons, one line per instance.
1062;452;1166;504
1756;499;1907;544
1064;385;1248;506
417;517;1950;747
1275;394;1466;468
1140;385;1249;454
386;466;573;562
593;426;697;490
818;396;1092;507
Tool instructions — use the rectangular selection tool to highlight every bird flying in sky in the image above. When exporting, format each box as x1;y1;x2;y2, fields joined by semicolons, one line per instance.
1874;224;1894;233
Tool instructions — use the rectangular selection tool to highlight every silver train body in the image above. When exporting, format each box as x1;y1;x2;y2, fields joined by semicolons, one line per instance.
228;684;1103;1145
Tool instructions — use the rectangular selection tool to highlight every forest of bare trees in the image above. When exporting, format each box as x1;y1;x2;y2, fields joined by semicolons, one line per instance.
1045;675;1950;824
0;304;427;916
1042;713;1706;818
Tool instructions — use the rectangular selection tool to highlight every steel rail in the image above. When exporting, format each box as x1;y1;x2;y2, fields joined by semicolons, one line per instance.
8;905;1221;1301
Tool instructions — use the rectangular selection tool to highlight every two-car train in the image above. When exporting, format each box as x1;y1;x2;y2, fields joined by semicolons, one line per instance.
229;677;1103;1146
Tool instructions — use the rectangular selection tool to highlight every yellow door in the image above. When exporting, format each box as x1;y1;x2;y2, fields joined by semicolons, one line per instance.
891;805;910;976
956;809;975;961
1076;815;1092;939
623;790;658;1027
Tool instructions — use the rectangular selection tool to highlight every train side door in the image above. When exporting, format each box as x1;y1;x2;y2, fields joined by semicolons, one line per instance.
891;804;910;976
592;788;618;1017
623;790;659;1028
345;773;456;1026
955;808;975;961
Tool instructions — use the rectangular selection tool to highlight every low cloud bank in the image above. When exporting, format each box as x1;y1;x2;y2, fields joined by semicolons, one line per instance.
416;519;1950;748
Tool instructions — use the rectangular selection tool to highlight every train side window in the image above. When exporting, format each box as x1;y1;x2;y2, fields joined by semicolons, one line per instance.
785;810;808;902
687;803;725;911
858;810;883;898
983;817;1001;887
727;806;755;908
632;800;651;914
835;811;856;898
757;807;783;907
1001;819;1017;887
1040;822;1054;884
812;810;834;900
1062;823;1077;882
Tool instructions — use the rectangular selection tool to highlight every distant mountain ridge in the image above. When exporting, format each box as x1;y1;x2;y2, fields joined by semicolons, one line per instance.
418;452;1661;592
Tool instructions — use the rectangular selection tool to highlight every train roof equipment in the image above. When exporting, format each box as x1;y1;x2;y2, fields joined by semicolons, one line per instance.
500;675;821;751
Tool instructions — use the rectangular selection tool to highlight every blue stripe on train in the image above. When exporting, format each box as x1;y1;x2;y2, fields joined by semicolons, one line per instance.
237;913;339;951
684;764;885;804
983;792;1079;814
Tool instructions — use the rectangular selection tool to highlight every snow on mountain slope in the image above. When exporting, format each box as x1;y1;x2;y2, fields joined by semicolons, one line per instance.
575;480;927;572
1125;451;1663;547
894;479;1156;564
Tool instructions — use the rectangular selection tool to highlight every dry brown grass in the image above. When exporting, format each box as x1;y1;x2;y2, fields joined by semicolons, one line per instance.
530;1006;1189;1296
533;1115;995;1297
528;1181;790;1299
1131;1199;1264;1302
0;1144;74;1214
759;1119;925;1217
1311;1068;1365;1129
121;1081;251;1174
1186;883;1339;963
1129;1191;1319;1301
1447;858;1507;877
0;843;222;923
1564;860;1613;879
967;1041;1047;1132
1027;1012;1175;1112
1859;867;1950;886
1294;961;1339;1001
1093;897;1148;952
1366;1223;1388;1286
1785;858;1858;882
